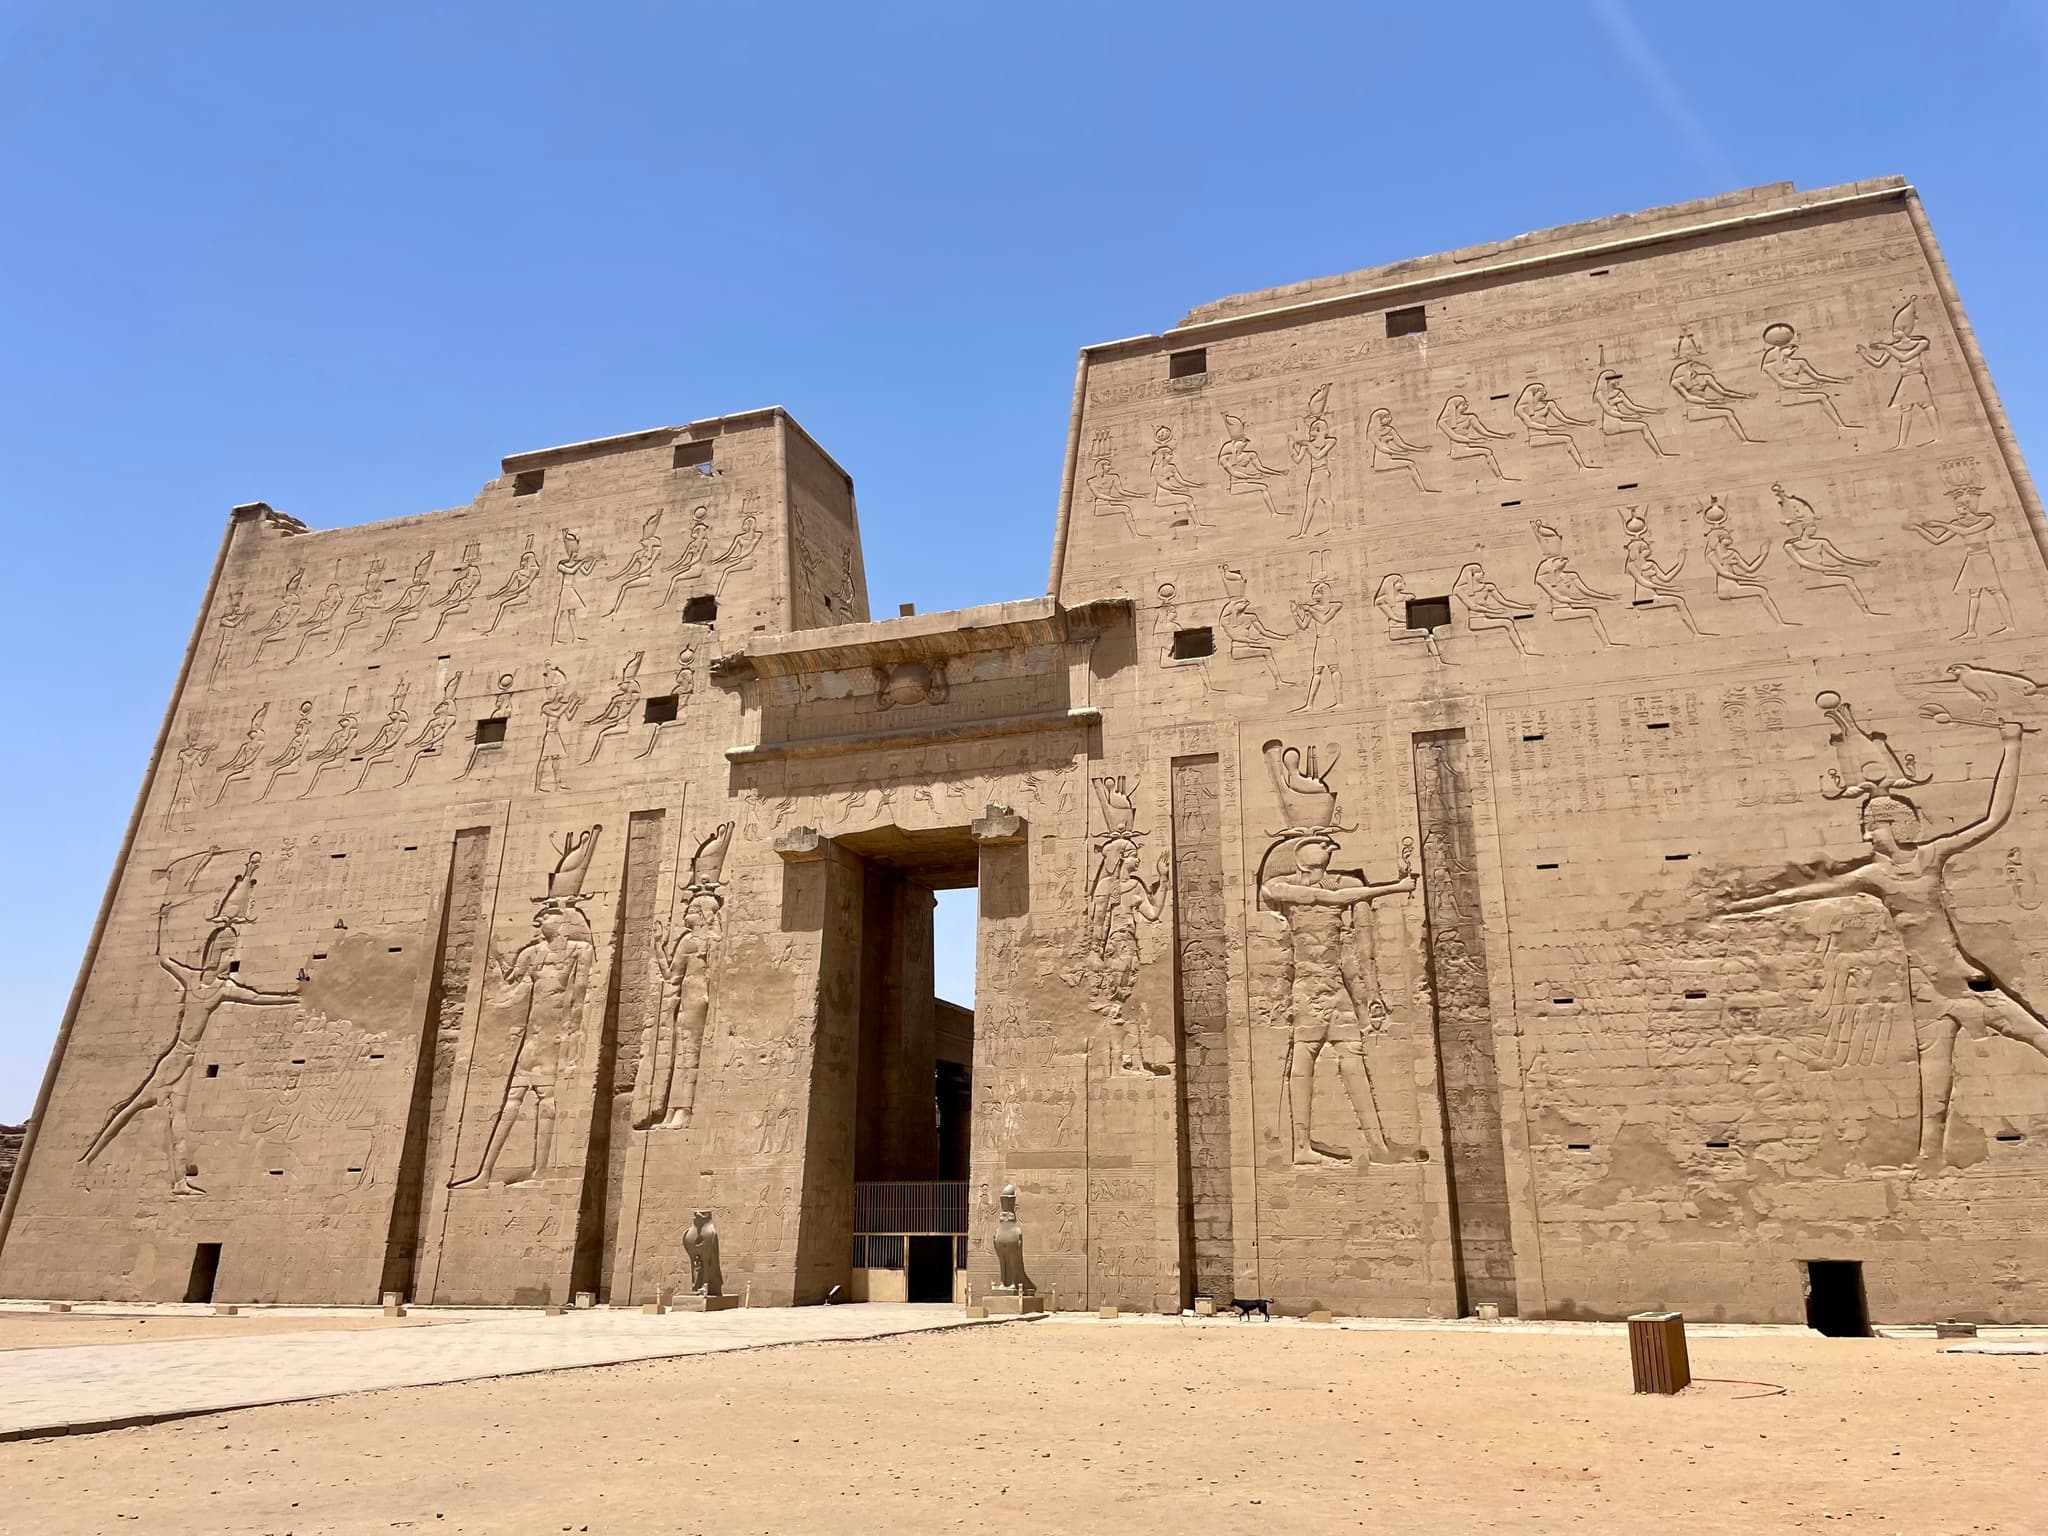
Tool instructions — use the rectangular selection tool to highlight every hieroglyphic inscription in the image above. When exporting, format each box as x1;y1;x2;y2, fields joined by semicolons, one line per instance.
1170;754;1232;1302
1413;730;1515;1315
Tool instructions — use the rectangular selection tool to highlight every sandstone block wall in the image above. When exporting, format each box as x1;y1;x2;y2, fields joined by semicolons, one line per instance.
5;179;2042;1325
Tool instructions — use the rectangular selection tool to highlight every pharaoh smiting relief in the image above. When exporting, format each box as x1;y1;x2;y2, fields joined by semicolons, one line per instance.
80;853;302;1196
1716;691;2048;1172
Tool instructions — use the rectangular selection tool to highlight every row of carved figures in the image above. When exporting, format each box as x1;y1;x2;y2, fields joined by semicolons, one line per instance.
1376;474;2012;661
207;502;763;685
1095;305;1945;541
166;648;699;827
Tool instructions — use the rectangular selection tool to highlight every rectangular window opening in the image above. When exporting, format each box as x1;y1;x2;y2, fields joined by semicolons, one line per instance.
1647;721;1671;731
1995;1131;2025;1143
1968;976;1996;993
1616;482;1639;491
205;1063;220;1078
1589;268;1611;277
1552;996;1575;1006
1567;1142;1592;1152
474;716;508;745
1406;596;1452;631
330;852;347;860
512;469;545;497
1684;990;1708;1000
1665;852;1691;862
643;694;679;724
1489;392;1510;401
226;960;240;973
673;439;714;473
1500;499;1521;508
387;946;403;954
1171;627;1215;660
682;594;718;625
1168;347;1207;380
1706;1140;1732;1149
1536;862;1560;871
1523;732;1545;743
1385;305;1427;338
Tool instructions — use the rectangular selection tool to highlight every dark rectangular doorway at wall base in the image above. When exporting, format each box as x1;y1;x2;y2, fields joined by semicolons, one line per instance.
1804;1260;1871;1336
906;1235;955;1302
184;1243;222;1304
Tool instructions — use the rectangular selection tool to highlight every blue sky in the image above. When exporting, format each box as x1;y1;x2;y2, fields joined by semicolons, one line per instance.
2;3;2044;1119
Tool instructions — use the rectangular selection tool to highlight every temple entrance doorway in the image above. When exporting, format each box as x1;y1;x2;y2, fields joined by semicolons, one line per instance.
829;826;977;1304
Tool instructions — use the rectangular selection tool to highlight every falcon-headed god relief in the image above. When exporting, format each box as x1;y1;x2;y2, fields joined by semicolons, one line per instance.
1257;739;1422;1168
451;827;603;1188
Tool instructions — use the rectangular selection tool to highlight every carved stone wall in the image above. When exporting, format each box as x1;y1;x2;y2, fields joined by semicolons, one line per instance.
10;181;2048;1324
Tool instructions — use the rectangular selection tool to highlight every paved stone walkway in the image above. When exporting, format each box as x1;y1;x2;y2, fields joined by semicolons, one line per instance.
0;1303;1000;1440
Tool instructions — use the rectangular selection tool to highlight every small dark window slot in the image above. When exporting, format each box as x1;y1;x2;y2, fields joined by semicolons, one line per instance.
643;695;680;724
1683;990;1708;1000
1170;627;1215;660
1500;499;1521;508
1589;268;1611;277
368;1053;385;1061
673;440;714;473
290;1058;306;1065
1995;1132;2025;1143
436;654;451;661
1536;862;1560;870
1616;482;1638;490
1489;393;1510;401
1967;976;1996;993
1567;1142;1592;1152
1523;733;1544;742
403;845;417;852
511;469;545;496
682;594;718;625
387;947;403;954
1385;305;1427;338
1705;1140;1732;1150
366;664;380;671
1168;347;1208;380
473;716;508;745
1646;722;1670;730
1665;852;1691;862
823;595;834;611
346;1166;363;1173
330;852;347;859
227;960;240;973
205;1064;220;1078
312;952;327;960
268;1169;284;1177
1406;596;1452;631
1552;996;1575;1006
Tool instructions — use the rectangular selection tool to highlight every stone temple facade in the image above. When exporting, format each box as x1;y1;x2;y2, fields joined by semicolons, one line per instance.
5;178;2047;1325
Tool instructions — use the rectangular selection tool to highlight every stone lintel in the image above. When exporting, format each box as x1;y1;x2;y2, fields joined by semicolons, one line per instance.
727;707;1100;765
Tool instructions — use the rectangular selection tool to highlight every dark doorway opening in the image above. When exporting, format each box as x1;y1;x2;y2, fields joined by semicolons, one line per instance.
1804;1260;1871;1336
185;1242;222;1304
906;1235;955;1302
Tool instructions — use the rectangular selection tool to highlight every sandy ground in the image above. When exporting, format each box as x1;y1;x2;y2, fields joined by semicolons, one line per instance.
0;1313;444;1351
1;1318;2039;1534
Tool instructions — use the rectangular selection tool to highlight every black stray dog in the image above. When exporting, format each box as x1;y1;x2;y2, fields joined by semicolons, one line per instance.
1227;1297;1271;1321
